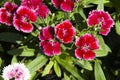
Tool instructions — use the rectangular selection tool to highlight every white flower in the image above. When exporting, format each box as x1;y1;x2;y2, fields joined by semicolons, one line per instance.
2;63;31;80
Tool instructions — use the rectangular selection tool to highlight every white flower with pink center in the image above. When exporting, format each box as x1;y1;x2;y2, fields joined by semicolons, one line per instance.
2;63;30;80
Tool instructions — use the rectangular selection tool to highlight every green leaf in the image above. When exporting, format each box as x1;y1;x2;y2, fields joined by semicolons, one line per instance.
97;0;104;10
30;72;37;80
64;72;71;80
75;60;93;71
55;56;83;80
42;60;54;77
54;60;61;77
8;48;35;57
59;53;73;64
11;56;18;64
27;55;48;73
0;75;3;80
95;35;111;57
0;32;24;44
0;58;2;67
115;20;120;35
94;61;106;80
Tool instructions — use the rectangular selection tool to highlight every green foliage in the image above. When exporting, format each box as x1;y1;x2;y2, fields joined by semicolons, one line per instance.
55;56;83;80
94;61;106;80
27;55;48;73
75;59;93;71
53;60;61;77
8;47;35;56
42;60;54;77
95;35;111;57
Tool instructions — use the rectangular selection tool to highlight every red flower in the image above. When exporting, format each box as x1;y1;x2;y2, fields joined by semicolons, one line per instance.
75;34;99;60
13;6;37;33
0;2;18;26
55;20;76;44
52;0;74;12
38;26;55;41
40;41;61;56
87;10;114;36
21;0;49;18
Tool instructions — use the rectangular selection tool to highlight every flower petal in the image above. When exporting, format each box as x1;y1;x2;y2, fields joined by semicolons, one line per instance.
42;41;54;56
60;0;74;12
4;2;18;13
17;6;37;22
21;22;33;33
38;26;55;40
37;3;49;18
83;50;96;60
52;0;63;8
75;48;84;60
53;41;61;55
0;8;12;26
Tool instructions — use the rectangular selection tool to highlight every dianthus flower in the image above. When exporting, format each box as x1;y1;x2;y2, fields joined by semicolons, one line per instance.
38;26;55;41
52;0;74;12
2;63;30;80
21;0;49;18
75;34;99;60
55;20;76;44
13;6;37;33
40;41;61;56
87;10;114;36
0;2;18;26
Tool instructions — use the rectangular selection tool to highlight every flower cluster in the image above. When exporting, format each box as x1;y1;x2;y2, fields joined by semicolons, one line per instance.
2;63;30;80
87;10;114;36
21;0;49;19
38;20;76;56
0;2;18;26
0;0;49;33
0;1;115;61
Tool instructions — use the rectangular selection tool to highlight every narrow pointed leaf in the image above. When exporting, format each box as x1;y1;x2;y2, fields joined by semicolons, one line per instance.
42;60;54;77
27;55;48;73
54;60;61;77
94;61;106;80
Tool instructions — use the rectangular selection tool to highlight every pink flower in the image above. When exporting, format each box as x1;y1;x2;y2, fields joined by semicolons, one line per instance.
52;0;74;12
0;2;18;26
75;34;99;60
13;6;37;33
21;0;49;18
40;41;61;56
55;20;76;44
38;26;55;41
87;10;114;36
2;63;30;80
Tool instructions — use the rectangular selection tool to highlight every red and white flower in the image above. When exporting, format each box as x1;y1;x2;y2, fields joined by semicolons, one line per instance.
52;0;74;12
87;10;114;36
21;0;49;18
38;26;55;41
13;6;37;33
75;34;99;60
0;2;18;26
2;63;30;80
55;20;76;44
40;41;61;56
